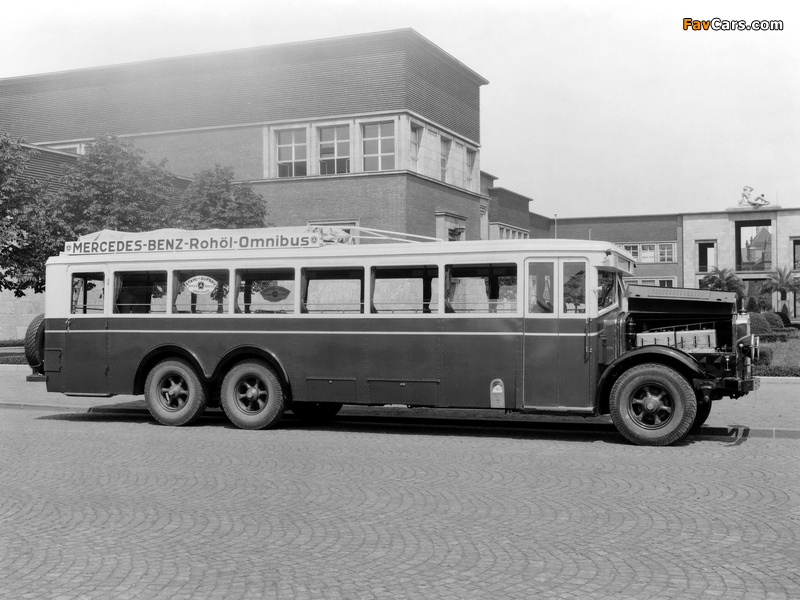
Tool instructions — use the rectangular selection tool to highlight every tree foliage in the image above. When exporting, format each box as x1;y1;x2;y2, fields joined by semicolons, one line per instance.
0;133;67;296
759;266;800;306
699;267;746;299
54;135;179;236
175;165;266;229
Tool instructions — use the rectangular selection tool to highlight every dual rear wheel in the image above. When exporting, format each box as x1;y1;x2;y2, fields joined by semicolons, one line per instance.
144;359;285;430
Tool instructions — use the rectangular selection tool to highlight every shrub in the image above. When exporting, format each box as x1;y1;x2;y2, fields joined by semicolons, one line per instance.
746;297;760;312
749;312;772;335
0;355;26;365
757;339;800;377
756;365;800;377
759;332;791;343
763;312;784;329
756;346;773;366
757;294;773;312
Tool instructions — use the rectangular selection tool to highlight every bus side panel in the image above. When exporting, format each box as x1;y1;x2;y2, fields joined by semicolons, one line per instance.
438;317;521;409
290;317;365;404
363;317;441;406
106;317;299;393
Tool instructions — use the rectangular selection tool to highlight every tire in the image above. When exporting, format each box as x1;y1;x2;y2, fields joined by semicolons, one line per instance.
291;402;343;422
690;400;712;433
609;363;697;446
24;313;46;374
144;358;208;426
220;360;285;430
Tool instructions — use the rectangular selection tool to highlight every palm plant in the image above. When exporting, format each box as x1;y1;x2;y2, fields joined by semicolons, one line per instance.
699;267;746;300
759;266;800;312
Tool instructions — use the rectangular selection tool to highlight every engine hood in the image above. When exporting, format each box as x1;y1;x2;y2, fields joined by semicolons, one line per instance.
626;285;737;315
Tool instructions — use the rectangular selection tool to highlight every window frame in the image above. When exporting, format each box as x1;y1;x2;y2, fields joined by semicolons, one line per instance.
69;269;107;316
318;125;350;175
276;128;308;178
362;121;395;172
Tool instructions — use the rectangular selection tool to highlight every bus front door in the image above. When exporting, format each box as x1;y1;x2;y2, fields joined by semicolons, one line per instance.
523;259;593;410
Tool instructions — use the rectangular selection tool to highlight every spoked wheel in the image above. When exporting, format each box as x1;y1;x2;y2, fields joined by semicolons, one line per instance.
609;363;696;446
144;358;208;426
220;360;285;430
291;402;343;422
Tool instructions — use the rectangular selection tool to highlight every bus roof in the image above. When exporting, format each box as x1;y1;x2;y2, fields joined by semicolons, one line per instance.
48;226;636;274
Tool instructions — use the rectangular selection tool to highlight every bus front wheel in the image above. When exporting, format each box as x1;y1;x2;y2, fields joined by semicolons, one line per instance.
609;363;696;446
144;358;208;426
220;360;285;430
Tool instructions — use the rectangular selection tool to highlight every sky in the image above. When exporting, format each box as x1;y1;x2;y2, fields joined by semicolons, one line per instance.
2;0;798;218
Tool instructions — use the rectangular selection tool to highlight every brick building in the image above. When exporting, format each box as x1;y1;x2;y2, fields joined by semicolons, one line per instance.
1;29;796;337
0;29;538;243
529;204;800;317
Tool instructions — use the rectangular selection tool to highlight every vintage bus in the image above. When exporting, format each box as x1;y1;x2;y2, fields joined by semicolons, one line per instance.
37;226;758;446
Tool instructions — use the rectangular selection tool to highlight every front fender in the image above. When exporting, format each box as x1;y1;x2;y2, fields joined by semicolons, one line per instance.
596;346;706;411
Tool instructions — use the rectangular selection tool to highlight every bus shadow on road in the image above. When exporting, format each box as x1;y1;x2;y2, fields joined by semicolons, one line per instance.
35;409;632;445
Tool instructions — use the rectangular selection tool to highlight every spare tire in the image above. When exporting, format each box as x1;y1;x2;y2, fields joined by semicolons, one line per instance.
24;313;46;374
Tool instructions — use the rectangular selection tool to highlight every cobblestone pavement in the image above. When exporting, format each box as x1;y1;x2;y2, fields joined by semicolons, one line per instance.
1;408;798;600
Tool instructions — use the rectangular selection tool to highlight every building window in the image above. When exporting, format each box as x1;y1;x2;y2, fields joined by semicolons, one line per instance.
623;245;639;261
277;129;307;178
697;241;716;273
497;225;529;240
440;137;451;182
623;243;676;263
793;239;800;270
626;278;676;288
410;124;424;167
466;149;476;182
363;122;394;171
735;220;772;271
319;125;350;175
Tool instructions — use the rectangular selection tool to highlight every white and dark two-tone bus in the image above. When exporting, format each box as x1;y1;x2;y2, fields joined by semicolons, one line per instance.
38;226;758;446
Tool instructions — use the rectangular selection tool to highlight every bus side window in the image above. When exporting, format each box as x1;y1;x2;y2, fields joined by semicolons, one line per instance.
528;262;554;314
114;271;168;314
445;264;517;313
174;270;230;314
71;272;105;315
302;267;364;314
234;268;295;314
372;265;439;314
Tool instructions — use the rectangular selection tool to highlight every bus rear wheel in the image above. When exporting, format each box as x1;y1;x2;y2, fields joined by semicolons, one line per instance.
220;360;285;430
609;363;696;446
145;358;208;426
